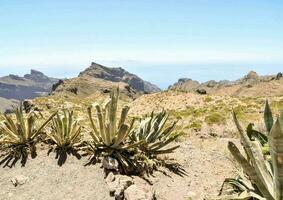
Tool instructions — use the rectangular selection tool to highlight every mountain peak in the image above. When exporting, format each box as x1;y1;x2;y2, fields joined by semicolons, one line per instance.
24;69;50;82
79;62;161;93
245;71;259;79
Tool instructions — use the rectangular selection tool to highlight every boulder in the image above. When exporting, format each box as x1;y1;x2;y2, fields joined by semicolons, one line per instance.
196;88;207;95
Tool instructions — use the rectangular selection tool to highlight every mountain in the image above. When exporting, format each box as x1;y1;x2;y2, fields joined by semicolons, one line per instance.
0;70;58;112
0;69;58;100
51;62;161;99
169;71;283;97
79;62;161;93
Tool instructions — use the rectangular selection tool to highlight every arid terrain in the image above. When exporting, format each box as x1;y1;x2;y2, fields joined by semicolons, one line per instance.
1;64;283;200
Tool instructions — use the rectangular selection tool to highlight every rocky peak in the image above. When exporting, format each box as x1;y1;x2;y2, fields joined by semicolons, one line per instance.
245;71;259;80
24;69;50;82
169;78;200;91
79;62;161;93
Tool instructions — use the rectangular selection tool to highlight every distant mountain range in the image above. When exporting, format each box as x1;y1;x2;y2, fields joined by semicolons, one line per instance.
169;71;283;97
0;63;161;112
1;63;283;113
0;70;58;112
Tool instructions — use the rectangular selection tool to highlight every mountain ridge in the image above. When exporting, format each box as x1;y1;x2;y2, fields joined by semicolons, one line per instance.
169;71;283;97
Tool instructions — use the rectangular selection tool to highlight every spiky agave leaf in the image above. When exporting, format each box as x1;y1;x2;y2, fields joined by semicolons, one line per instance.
86;89;144;174
269;118;283;200
228;141;274;199
223;101;283;200
264;99;273;133
48;109;82;149
232;111;274;197
87;88;139;149
131;110;182;156
0;107;56;146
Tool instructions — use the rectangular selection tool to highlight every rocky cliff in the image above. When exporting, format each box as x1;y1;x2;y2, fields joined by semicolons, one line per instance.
79;62;161;93
51;62;161;100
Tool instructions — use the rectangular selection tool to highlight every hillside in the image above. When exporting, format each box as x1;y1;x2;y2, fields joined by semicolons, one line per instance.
169;71;283;97
51;62;161;100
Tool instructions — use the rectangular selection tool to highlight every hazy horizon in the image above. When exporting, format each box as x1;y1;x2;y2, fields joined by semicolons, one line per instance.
1;62;282;89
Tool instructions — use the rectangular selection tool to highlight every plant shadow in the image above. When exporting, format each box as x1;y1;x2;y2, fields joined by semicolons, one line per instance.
0;144;37;168
48;147;82;167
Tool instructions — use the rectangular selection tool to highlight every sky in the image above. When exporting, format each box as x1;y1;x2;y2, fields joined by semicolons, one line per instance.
0;0;283;89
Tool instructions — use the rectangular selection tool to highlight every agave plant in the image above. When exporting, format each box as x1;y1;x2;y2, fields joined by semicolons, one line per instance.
48;109;82;150
0;107;56;146
220;100;283;200
131;111;182;156
86;89;143;171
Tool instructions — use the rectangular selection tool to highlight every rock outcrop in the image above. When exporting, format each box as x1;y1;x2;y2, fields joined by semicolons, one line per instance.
79;62;161;93
51;62;161;100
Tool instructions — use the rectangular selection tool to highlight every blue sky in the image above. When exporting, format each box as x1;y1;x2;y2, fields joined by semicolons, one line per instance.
0;0;283;88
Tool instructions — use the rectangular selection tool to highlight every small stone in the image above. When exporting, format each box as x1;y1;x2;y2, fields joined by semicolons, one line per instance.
124;185;154;200
115;175;134;189
11;175;29;187
187;191;197;200
102;156;119;171
105;172;115;184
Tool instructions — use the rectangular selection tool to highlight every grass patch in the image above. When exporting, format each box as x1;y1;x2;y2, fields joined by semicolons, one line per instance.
205;112;226;126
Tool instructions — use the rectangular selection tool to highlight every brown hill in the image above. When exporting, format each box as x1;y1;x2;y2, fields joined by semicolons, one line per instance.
51;62;161;100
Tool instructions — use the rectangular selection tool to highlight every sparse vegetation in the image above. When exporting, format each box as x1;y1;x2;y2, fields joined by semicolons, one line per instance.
205;112;226;126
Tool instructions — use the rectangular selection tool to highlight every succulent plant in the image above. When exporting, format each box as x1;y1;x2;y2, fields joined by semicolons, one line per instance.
86;89;143;172
131;110;181;156
0;107;56;146
48;109;82;150
221;100;283;200
87;89;139;149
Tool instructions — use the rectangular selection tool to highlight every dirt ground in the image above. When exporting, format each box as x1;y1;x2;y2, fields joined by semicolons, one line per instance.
0;134;238;200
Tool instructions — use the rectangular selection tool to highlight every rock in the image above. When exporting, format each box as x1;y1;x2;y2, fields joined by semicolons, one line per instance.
105;172;115;184
66;87;78;95
106;174;134;199
52;79;64;91
186;191;197;200
124;185;154;200
23;100;34;113
276;72;283;80
125;176;155;200
102;156;119;171
11;175;29;187
196;88;207;95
